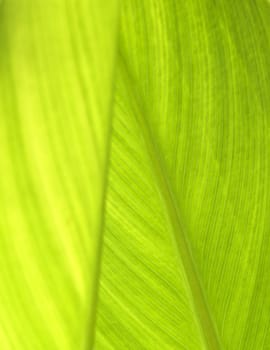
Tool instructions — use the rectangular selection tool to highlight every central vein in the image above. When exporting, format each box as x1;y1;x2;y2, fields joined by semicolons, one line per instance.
120;58;221;350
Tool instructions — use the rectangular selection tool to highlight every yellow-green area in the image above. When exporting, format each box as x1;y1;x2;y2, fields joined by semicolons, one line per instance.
96;1;270;349
0;1;119;349
1;1;270;350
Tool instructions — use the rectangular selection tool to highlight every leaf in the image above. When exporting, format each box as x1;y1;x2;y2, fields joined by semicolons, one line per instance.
0;1;119;349
96;0;270;349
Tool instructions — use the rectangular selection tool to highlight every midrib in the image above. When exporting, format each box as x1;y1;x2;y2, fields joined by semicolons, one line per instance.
138;115;220;349
122;61;221;349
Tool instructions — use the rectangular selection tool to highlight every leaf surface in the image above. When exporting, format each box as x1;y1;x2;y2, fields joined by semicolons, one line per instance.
96;1;270;349
0;1;119;349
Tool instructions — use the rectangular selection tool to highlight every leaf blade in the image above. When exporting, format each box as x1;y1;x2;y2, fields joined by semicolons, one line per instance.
96;0;270;349
0;1;119;348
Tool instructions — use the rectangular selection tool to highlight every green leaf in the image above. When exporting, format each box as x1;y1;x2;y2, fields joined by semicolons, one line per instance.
96;1;270;349
0;1;119;349
1;0;270;349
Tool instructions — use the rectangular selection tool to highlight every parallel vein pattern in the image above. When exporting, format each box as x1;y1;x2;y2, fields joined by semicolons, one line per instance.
0;1;119;349
121;59;220;349
96;0;270;349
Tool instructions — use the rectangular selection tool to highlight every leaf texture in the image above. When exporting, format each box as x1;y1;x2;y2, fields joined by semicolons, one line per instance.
96;0;270;349
0;1;119;349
